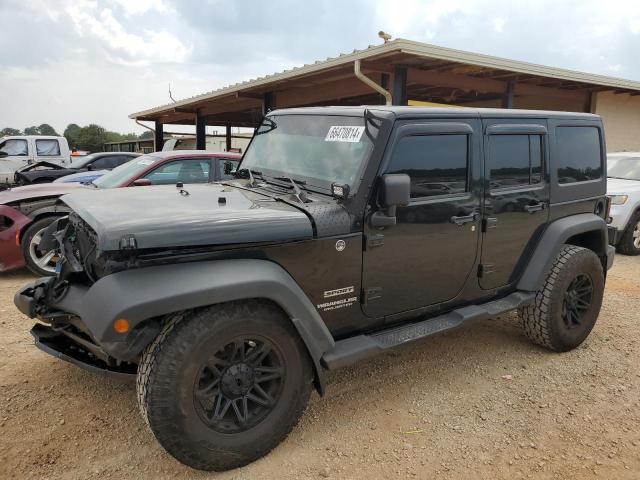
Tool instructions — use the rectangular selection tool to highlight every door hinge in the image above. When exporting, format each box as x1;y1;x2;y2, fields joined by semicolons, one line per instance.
482;217;498;232
364;233;385;250
478;264;495;277
362;287;383;304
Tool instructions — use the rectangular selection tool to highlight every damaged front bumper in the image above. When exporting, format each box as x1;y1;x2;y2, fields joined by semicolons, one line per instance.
15;278;150;379
31;323;136;380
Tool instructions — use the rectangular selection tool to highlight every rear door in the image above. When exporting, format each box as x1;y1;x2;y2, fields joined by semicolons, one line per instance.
362;120;482;318
479;121;550;289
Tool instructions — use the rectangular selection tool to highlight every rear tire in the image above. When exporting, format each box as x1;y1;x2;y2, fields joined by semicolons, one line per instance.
518;245;604;352
136;301;313;471
20;217;61;276
617;212;640;256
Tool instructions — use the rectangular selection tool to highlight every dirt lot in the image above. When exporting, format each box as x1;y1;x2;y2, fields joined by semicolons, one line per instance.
1;255;639;480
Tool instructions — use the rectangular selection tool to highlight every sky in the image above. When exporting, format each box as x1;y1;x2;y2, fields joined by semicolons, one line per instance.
1;0;640;135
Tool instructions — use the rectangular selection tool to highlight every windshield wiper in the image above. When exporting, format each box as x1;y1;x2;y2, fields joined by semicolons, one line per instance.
273;176;308;203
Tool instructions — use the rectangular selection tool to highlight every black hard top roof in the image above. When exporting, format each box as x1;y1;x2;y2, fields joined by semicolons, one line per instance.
270;105;599;120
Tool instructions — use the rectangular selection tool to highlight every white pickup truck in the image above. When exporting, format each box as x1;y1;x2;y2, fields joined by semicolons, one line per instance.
0;136;71;184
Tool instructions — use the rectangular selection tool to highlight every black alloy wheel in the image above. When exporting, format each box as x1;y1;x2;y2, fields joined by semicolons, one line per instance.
561;274;593;330
194;337;285;433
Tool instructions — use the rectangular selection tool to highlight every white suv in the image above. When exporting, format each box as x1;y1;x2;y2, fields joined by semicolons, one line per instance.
607;152;640;255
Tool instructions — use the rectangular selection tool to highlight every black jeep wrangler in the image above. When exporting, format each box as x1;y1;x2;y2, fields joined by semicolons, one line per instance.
15;106;615;471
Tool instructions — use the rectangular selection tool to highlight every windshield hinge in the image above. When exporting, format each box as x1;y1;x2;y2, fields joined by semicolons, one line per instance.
119;235;137;250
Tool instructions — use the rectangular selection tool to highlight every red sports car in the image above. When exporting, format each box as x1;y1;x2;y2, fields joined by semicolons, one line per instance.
0;151;241;275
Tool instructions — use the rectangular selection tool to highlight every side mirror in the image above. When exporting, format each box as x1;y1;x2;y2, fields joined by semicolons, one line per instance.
86;164;93;171
0;151;7;158
132;178;152;187
223;161;235;175
370;174;410;228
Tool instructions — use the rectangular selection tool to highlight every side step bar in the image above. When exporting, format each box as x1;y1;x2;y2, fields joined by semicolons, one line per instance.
321;291;534;370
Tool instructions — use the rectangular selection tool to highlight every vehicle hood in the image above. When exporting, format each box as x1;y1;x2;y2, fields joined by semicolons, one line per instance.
0;182;90;205
607;177;640;195
61;183;314;251
55;170;107;183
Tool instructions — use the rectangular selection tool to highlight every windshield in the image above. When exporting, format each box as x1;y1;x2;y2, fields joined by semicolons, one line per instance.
93;154;159;188
240;114;375;191
70;153;98;168
607;156;640;181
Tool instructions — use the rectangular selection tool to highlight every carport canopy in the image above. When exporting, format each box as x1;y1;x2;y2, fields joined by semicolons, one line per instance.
129;38;640;151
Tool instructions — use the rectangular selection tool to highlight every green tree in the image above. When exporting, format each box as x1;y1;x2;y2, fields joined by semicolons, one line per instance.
139;130;154;139
1;127;22;136
37;123;58;136
22;124;58;136
63;123;82;148
76;124;107;152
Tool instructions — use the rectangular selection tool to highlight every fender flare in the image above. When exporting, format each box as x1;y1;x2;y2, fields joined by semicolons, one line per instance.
60;259;335;392
517;213;610;292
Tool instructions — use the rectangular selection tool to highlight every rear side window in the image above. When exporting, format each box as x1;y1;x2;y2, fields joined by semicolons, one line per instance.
488;135;543;189
35;139;61;156
556;127;602;184
386;135;468;198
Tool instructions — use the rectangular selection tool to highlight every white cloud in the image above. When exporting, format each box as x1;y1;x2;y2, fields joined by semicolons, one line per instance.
66;3;191;65
110;0;171;16
491;17;505;33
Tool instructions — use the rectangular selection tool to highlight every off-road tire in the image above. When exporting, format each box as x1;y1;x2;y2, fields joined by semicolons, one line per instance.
136;301;313;471
518;245;604;352
20;216;62;276
617;211;640;256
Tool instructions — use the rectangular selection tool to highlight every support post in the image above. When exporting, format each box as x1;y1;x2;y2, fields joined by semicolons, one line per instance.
587;91;598;113
225;124;232;151
392;67;408;106
380;73;390;105
154;121;163;152
502;81;515;109
195;112;206;150
262;92;274;116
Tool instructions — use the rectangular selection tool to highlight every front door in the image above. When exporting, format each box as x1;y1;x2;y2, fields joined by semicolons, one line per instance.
479;121;550;289
362;120;482;318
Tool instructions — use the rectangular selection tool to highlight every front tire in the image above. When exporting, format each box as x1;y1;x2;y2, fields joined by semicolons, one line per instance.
617;212;640;256
519;245;604;352
136;301;313;471
20;217;61;276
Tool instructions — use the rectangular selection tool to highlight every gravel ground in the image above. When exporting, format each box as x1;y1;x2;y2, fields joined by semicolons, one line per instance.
0;255;639;480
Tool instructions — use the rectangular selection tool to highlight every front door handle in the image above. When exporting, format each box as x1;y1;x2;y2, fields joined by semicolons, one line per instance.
524;203;545;214
450;212;479;226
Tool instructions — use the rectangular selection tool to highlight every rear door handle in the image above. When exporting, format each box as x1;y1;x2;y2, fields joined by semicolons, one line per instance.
450;212;479;226
524;203;545;213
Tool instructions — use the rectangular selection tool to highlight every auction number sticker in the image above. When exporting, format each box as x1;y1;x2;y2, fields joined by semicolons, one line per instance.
325;126;365;143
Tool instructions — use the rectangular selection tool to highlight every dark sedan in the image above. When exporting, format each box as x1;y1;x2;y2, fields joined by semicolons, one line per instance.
0;150;242;275
14;152;140;185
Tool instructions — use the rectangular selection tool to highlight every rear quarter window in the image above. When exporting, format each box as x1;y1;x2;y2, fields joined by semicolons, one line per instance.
556;127;602;184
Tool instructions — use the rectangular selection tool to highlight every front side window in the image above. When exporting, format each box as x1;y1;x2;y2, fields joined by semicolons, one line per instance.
386;134;468;198
488;134;544;189
556;127;602;184
91;156;123;170
0;139;28;156
144;159;211;185
35;139;61;156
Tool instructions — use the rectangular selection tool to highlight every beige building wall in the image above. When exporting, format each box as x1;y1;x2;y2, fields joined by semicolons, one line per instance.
595;91;640;152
